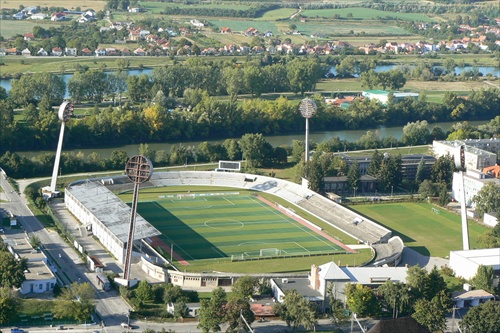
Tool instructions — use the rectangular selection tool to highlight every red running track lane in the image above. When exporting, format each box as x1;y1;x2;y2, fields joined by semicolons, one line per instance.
256;196;356;253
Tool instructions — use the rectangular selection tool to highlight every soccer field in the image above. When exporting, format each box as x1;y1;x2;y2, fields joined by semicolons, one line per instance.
353;202;489;258
129;189;346;264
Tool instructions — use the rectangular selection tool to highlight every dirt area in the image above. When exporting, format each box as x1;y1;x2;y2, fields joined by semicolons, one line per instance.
2;0;107;11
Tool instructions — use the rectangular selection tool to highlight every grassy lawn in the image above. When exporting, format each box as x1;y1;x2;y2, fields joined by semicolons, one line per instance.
344;145;431;157
295;21;410;36
0;20;65;39
257;8;297;21
352;202;488;258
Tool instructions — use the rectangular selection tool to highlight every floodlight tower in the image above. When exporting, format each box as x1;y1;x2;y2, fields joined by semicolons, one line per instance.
455;145;470;251
49;101;74;193
123;155;153;281
298;98;317;162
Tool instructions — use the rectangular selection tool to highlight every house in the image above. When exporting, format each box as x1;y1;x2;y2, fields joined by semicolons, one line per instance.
263;31;273;38
220;27;231;34
24;33;35;41
65;47;77;56
7;48;19;55
451;289;495;309
190;19;204;27
81;48;93;56
51;12;66;21
271;261;408;312
245;27;259;37
37;48;48;56
121;48;131;56
21;6;39;15
52;47;63;56
21;48;32;56
0;48;6;56
30;13;47;20
95;48;106;57
134;48;146;56
2;230;56;295
13;12;27;20
105;48;117;56
128;7;143;13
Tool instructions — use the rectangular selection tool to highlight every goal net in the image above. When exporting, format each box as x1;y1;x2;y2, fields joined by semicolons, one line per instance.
177;193;195;199
260;248;281;257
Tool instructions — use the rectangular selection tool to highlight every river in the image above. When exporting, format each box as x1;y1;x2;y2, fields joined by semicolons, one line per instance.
1;65;498;96
16;120;487;159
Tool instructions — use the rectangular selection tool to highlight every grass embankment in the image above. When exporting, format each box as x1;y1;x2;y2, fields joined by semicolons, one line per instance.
352;202;488;258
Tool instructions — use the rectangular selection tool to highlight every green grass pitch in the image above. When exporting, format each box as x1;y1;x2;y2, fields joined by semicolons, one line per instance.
126;188;345;263
352;202;489;258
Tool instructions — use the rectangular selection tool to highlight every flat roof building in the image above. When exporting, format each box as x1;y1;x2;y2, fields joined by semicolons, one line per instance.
449;248;500;283
65;180;161;264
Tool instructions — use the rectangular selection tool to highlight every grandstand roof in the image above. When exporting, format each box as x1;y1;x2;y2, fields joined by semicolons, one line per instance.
66;181;161;243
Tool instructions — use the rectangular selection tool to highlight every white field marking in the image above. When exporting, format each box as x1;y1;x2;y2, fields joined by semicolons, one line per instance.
203;219;245;230
211;246;226;258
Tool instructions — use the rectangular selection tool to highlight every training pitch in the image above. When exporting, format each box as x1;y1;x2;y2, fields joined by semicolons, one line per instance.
122;187;347;265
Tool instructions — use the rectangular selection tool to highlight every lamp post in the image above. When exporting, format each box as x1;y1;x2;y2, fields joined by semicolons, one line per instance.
298;98;317;162
123;155;153;281
454;145;469;250
49;101;74;193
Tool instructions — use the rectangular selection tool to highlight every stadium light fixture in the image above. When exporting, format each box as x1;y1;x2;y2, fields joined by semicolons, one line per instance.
298;98;317;162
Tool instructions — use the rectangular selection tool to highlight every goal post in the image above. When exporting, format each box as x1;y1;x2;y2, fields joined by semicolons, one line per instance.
260;248;281;257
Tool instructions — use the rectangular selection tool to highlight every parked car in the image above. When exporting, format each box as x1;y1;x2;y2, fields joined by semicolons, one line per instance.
11;328;27;333
120;322;133;329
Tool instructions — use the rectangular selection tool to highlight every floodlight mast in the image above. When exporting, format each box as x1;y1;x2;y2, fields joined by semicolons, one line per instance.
298;98;317;162
49;101;74;192
455;145;469;251
123;155;153;281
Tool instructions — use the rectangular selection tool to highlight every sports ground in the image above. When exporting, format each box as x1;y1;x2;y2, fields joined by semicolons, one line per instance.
353;202;489;258
122;187;349;266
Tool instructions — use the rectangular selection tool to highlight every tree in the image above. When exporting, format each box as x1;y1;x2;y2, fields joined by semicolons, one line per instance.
345;283;378;317
415;157;428;184
273;289;317;330
401;120;430;146
423;266;447;301
347;160;361;194
378;281;412;318
222;139;241;161
108;150;129;170
472;183;500;218
367;150;383;176
225;296;255;333
0;287;18;324
477;223;500;249
231;276;257;300
238;133;272;168
470;265;494;293
460;301;500;333
418;180;438;199
412;292;450;333
53;282;95;322
305;158;324;193
197;287;226;333
136;280;154;304
327;283;349;328
438;185;450;207
0;250;27;288
431;154;454;188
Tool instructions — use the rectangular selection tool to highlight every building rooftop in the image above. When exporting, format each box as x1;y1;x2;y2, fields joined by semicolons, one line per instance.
451;289;495;300
272;278;323;301
450;248;500;267
24;260;55;282
341;266;408;285
318;261;350;280
66;181;161;244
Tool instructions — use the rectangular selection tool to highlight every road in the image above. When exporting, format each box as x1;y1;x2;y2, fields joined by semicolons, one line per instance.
0;171;130;331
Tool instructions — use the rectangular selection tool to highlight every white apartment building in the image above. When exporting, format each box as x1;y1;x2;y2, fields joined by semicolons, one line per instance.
433;140;497;171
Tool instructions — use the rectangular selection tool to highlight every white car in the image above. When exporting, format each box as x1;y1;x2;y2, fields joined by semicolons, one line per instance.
120;322;133;329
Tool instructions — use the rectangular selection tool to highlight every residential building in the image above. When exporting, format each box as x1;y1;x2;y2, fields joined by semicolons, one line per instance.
220;27;231;34
1;231;56;295
52;47;63;56
452;169;500;207
81;48;93;56
21;48;31;56
24;33;35;41
51;12;66;21
7;48;19;55
13;12;27;20
271;261;408;312
30;13;47;20
433;140;497;172
65;47;77;56
37;48;48;56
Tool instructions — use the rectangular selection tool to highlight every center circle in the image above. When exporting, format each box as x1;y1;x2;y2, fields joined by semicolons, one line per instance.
204;219;244;230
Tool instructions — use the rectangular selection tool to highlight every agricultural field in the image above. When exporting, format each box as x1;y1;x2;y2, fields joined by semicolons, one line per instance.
294;21;410;36
0;20;64;39
301;7;438;23
118;186;369;273
140;1;254;14
256;7;297;21
352;202;489;258
209;20;279;34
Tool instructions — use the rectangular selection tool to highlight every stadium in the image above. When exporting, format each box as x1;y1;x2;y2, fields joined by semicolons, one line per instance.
65;170;402;285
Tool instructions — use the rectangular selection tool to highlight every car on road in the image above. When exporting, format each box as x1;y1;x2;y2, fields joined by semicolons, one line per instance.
120;322;134;329
11;328;27;333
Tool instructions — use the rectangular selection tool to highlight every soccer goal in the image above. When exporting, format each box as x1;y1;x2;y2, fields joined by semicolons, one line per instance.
260;248;281;257
177;193;195;199
432;207;440;214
